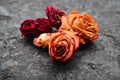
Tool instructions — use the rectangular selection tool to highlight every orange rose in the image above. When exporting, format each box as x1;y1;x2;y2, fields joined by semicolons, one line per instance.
33;33;50;48
59;10;99;44
49;30;80;62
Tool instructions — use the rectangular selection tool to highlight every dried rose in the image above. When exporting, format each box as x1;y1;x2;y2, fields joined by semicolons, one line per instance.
35;18;53;32
20;18;53;37
20;19;38;37
49;30;80;62
33;33;50;48
46;6;65;29
59;10;99;44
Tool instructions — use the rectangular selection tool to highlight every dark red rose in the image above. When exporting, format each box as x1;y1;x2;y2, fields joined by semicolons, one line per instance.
20;19;39;37
20;18;53;37
46;6;65;29
35;18;53;32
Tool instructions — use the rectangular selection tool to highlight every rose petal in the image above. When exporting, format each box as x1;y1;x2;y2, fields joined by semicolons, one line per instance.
33;33;50;48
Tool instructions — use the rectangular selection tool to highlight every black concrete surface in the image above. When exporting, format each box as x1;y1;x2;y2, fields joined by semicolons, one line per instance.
0;0;120;80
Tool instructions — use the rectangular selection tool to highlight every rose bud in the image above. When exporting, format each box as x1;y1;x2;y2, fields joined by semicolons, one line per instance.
33;33;50;48
59;10;99;44
46;6;65;29
20;18;53;37
49;30;80;62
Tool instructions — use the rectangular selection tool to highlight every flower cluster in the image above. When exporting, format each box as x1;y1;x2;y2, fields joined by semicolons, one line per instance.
34;30;80;62
20;6;65;37
20;6;100;62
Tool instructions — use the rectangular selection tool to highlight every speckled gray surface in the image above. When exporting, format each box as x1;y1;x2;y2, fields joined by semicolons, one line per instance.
0;0;120;80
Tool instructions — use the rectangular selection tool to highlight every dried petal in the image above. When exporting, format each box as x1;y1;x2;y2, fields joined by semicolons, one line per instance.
33;33;50;48
46;6;65;29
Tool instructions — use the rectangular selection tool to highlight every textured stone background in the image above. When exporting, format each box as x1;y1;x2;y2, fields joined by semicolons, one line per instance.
0;0;120;80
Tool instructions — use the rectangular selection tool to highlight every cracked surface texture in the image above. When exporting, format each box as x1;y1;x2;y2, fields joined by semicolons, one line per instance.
0;0;120;80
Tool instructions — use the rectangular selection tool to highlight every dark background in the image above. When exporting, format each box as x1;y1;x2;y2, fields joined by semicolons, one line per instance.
0;0;120;80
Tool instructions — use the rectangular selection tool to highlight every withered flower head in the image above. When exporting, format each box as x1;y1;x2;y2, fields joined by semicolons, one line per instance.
59;10;99;44
49;30;80;62
20;19;37;37
35;18;53;32
46;6;66;29
20;18;53;37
